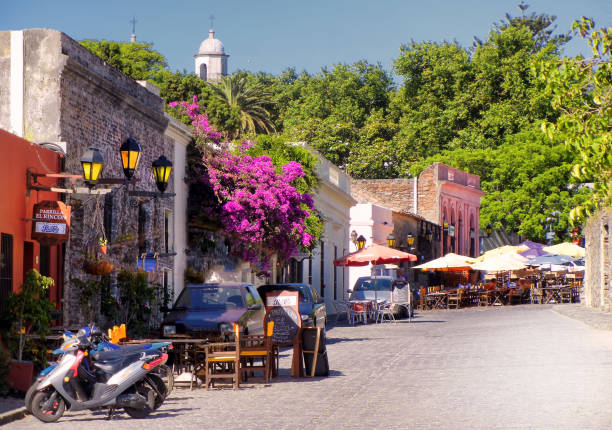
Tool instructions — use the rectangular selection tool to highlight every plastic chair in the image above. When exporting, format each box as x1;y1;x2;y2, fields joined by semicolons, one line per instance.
375;301;395;323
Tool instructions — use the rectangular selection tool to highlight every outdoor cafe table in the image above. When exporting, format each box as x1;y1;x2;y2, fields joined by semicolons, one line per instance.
120;338;210;374
489;288;509;306
542;286;571;304
426;292;448;309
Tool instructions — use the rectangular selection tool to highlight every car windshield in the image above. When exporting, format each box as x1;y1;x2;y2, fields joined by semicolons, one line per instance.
175;286;245;310
354;278;393;291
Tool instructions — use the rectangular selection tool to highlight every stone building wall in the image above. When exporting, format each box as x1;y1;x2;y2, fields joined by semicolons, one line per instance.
0;29;173;325
584;208;611;311
416;165;437;223
351;178;415;213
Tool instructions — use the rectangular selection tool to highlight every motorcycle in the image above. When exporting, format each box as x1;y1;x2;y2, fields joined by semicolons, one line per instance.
28;328;171;422
25;327;174;414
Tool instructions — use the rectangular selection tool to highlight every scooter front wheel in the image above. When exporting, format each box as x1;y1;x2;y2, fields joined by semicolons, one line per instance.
31;389;65;423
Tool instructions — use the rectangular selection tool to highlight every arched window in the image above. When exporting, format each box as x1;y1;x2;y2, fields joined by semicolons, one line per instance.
199;63;207;81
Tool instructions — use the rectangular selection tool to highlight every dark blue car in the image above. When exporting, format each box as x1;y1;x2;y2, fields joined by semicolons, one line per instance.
161;283;266;340
257;283;327;328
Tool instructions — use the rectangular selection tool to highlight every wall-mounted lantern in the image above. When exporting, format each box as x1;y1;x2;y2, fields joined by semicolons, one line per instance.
119;137;142;180
356;235;366;250
386;233;396;248
80;147;105;186
152;155;173;193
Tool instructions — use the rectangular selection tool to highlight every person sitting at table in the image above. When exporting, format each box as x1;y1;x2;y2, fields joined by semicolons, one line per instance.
484;281;495;291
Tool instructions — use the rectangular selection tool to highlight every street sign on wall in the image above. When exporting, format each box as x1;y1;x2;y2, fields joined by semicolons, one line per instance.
31;200;71;246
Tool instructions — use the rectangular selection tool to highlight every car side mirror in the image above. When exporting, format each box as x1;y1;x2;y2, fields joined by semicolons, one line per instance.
347;289;353;294
249;303;263;310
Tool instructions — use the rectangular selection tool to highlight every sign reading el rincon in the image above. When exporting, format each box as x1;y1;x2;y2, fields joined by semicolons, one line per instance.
31;200;71;246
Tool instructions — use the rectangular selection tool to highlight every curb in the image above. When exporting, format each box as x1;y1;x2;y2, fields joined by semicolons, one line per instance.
0;407;27;426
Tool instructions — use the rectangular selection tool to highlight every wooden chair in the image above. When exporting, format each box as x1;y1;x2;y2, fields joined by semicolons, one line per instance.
560;287;572;304
447;289;462;309
203;341;240;390
507;289;523;305
419;288;428;310
477;291;490;307
531;287;543;304
238;321;275;383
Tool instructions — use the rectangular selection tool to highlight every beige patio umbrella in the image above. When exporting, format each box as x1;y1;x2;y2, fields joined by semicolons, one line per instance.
475;244;529;262
471;253;528;272
542;242;585;258
413;253;475;272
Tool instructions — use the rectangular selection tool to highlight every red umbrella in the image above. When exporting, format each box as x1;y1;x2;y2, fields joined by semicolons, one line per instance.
333;243;417;267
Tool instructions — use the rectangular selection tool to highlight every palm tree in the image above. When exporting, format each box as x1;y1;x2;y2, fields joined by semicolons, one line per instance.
208;74;276;137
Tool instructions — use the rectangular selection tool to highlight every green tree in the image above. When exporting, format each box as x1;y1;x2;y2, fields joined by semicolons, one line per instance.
207;74;276;138
409;126;590;242
538;18;612;222
80;40;168;82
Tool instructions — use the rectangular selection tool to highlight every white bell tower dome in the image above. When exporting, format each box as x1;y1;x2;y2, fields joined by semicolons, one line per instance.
194;28;229;82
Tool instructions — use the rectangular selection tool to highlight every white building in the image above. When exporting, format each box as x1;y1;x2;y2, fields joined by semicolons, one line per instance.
346;203;394;293
194;28;228;82
164;114;191;302
281;144;356;310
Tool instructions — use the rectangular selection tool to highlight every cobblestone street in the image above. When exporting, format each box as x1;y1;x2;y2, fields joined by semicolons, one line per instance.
7;305;612;430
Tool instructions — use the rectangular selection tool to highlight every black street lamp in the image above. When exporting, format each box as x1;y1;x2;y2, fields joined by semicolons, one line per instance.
356;235;366;250
119;137;142;180
152;155;173;193
426;229;433;242
386;233;396;248
406;233;415;249
80;147;105;186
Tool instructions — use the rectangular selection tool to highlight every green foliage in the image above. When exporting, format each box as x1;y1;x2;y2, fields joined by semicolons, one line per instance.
0;343;10;396
409;126;590;242
116;271;157;338
536;17;612;223
80;40;168;82
247;135;325;251
4;269;55;362
207;74;276;138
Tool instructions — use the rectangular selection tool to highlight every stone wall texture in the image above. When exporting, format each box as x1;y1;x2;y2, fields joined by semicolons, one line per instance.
584;208;611;311
0;29;173;325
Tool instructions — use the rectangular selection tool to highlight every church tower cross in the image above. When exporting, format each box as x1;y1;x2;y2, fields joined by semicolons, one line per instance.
130;17;137;43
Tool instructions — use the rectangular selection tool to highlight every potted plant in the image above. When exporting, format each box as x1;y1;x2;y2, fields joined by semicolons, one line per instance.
5;269;55;392
98;237;108;255
81;248;114;276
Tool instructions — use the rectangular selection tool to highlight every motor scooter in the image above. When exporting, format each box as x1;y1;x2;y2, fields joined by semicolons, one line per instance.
25;326;173;413
29;332;169;422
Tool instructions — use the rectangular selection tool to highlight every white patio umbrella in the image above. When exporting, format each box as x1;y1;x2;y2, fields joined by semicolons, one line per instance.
542;242;585;258
413;253;475;271
471;253;528;272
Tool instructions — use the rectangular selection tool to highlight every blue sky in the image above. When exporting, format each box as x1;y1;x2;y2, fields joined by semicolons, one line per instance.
2;0;611;76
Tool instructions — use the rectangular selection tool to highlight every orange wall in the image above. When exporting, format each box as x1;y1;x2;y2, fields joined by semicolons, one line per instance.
0;129;63;305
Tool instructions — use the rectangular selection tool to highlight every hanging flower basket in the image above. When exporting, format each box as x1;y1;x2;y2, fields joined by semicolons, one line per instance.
82;258;114;276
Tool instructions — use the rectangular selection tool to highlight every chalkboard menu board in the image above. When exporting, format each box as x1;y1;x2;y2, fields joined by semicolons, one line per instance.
265;291;301;346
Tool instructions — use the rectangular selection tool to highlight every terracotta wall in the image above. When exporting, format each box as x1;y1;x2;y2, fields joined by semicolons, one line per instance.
0;129;63;306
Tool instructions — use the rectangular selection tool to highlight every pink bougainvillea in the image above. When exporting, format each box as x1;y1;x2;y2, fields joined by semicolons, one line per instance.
172;97;315;269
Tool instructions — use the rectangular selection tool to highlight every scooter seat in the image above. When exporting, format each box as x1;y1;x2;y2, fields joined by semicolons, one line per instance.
93;353;141;375
91;344;151;361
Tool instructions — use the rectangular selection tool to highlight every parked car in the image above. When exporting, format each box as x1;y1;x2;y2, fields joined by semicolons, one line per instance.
348;276;412;317
161;283;266;340
257;283;327;328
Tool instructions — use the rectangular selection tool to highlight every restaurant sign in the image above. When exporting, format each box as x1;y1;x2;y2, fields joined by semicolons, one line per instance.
448;225;455;237
31;200;71;246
